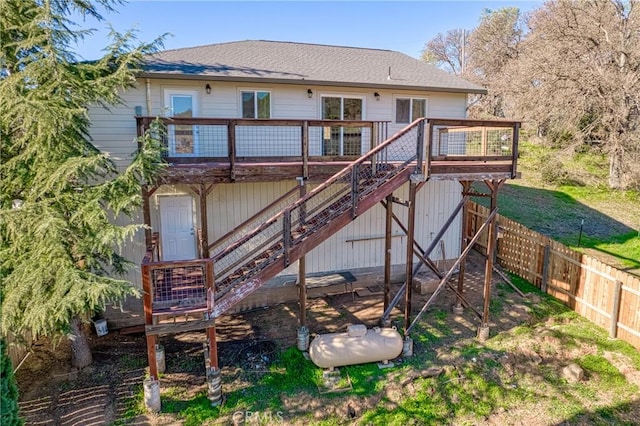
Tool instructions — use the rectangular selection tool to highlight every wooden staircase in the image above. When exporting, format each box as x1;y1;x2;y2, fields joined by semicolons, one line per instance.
208;120;425;317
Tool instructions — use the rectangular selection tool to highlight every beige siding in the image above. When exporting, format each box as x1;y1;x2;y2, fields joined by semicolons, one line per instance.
88;77;468;289
87;79;469;169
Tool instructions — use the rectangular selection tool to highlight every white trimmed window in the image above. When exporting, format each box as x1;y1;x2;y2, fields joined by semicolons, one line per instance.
395;98;426;124
241;90;271;118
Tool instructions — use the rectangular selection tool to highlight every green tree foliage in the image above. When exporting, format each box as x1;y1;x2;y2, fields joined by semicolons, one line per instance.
0;0;165;360
0;341;23;426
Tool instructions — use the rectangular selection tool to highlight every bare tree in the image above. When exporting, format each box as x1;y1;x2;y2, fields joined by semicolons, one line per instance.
466;7;525;118
510;0;640;189
421;29;469;76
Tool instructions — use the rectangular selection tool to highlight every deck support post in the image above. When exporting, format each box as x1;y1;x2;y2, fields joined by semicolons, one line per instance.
384;193;393;313
206;325;219;369
146;335;158;380
455;181;473;314
199;184;211;258
142;185;158;250
478;179;503;340
297;179;308;327
403;176;421;332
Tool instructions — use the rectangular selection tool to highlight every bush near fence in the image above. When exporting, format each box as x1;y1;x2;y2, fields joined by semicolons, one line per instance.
468;202;640;350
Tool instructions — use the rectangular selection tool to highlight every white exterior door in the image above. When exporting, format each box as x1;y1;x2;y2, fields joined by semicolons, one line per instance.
159;196;196;261
164;89;199;156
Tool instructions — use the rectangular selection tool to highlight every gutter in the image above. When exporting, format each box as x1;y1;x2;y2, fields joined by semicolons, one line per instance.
137;72;488;96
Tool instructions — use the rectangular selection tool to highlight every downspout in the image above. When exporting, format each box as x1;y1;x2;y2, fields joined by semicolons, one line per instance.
145;78;152;115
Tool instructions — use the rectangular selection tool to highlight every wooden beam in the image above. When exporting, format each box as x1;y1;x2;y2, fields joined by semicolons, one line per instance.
145;318;217;336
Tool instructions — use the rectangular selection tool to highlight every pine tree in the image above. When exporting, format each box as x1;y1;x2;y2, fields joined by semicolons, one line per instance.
0;0;165;367
0;340;23;426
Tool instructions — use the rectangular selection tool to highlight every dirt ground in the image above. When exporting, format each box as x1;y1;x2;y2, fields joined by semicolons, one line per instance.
14;251;639;425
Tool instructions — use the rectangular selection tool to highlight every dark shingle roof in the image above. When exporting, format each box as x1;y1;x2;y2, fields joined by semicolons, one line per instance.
142;40;486;94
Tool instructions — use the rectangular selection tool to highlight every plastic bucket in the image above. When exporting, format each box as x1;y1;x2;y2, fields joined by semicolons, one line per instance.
94;319;108;337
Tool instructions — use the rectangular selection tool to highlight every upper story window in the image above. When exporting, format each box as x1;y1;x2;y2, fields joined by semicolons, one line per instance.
241;90;271;118
395;98;426;124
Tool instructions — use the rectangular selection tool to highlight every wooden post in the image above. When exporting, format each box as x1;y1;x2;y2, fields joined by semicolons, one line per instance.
511;122;520;179
298;181;307;327
415;119;425;173
143;186;153;250
609;280;623;338
228;120;236;181
479;179;501;338
146;335;158;380
199;184;210;258
207;325;219;369
541;244;551;293
456;181;472;311
302;121;309;179
403;180;418;331
298;255;307;327
205;260;218;368
384;194;393;311
283;209;291;267
351;163;359;218
142;262;158;379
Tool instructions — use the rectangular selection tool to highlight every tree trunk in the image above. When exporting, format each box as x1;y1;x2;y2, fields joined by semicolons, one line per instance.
609;147;624;190
69;316;93;368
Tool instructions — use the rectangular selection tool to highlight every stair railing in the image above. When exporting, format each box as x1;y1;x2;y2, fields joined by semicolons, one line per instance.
212;118;427;297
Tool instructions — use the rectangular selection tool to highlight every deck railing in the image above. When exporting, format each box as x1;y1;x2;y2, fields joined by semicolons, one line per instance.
425;118;520;178
142;232;213;315
136;116;389;164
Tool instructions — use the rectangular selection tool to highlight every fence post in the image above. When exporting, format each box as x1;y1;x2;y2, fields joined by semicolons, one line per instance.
609;280;623;339
541;244;551;293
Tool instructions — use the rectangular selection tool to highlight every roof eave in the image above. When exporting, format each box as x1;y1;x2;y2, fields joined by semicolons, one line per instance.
138;72;488;95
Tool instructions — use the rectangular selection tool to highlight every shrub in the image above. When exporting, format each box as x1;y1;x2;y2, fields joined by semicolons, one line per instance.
1;340;24;426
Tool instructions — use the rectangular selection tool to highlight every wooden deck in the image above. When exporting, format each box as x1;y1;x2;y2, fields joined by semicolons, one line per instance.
138;117;519;184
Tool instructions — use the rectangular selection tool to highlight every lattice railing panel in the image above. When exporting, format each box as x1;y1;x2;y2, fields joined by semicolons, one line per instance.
149;262;207;311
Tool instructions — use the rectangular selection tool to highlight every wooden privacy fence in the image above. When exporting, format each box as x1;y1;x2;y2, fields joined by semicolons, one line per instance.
468;202;640;351
4;331;34;372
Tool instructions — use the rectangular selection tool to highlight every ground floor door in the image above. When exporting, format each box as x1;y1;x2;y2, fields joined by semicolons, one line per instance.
159;195;197;261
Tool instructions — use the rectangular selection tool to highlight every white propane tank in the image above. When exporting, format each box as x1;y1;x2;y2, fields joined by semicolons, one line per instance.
308;325;403;369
